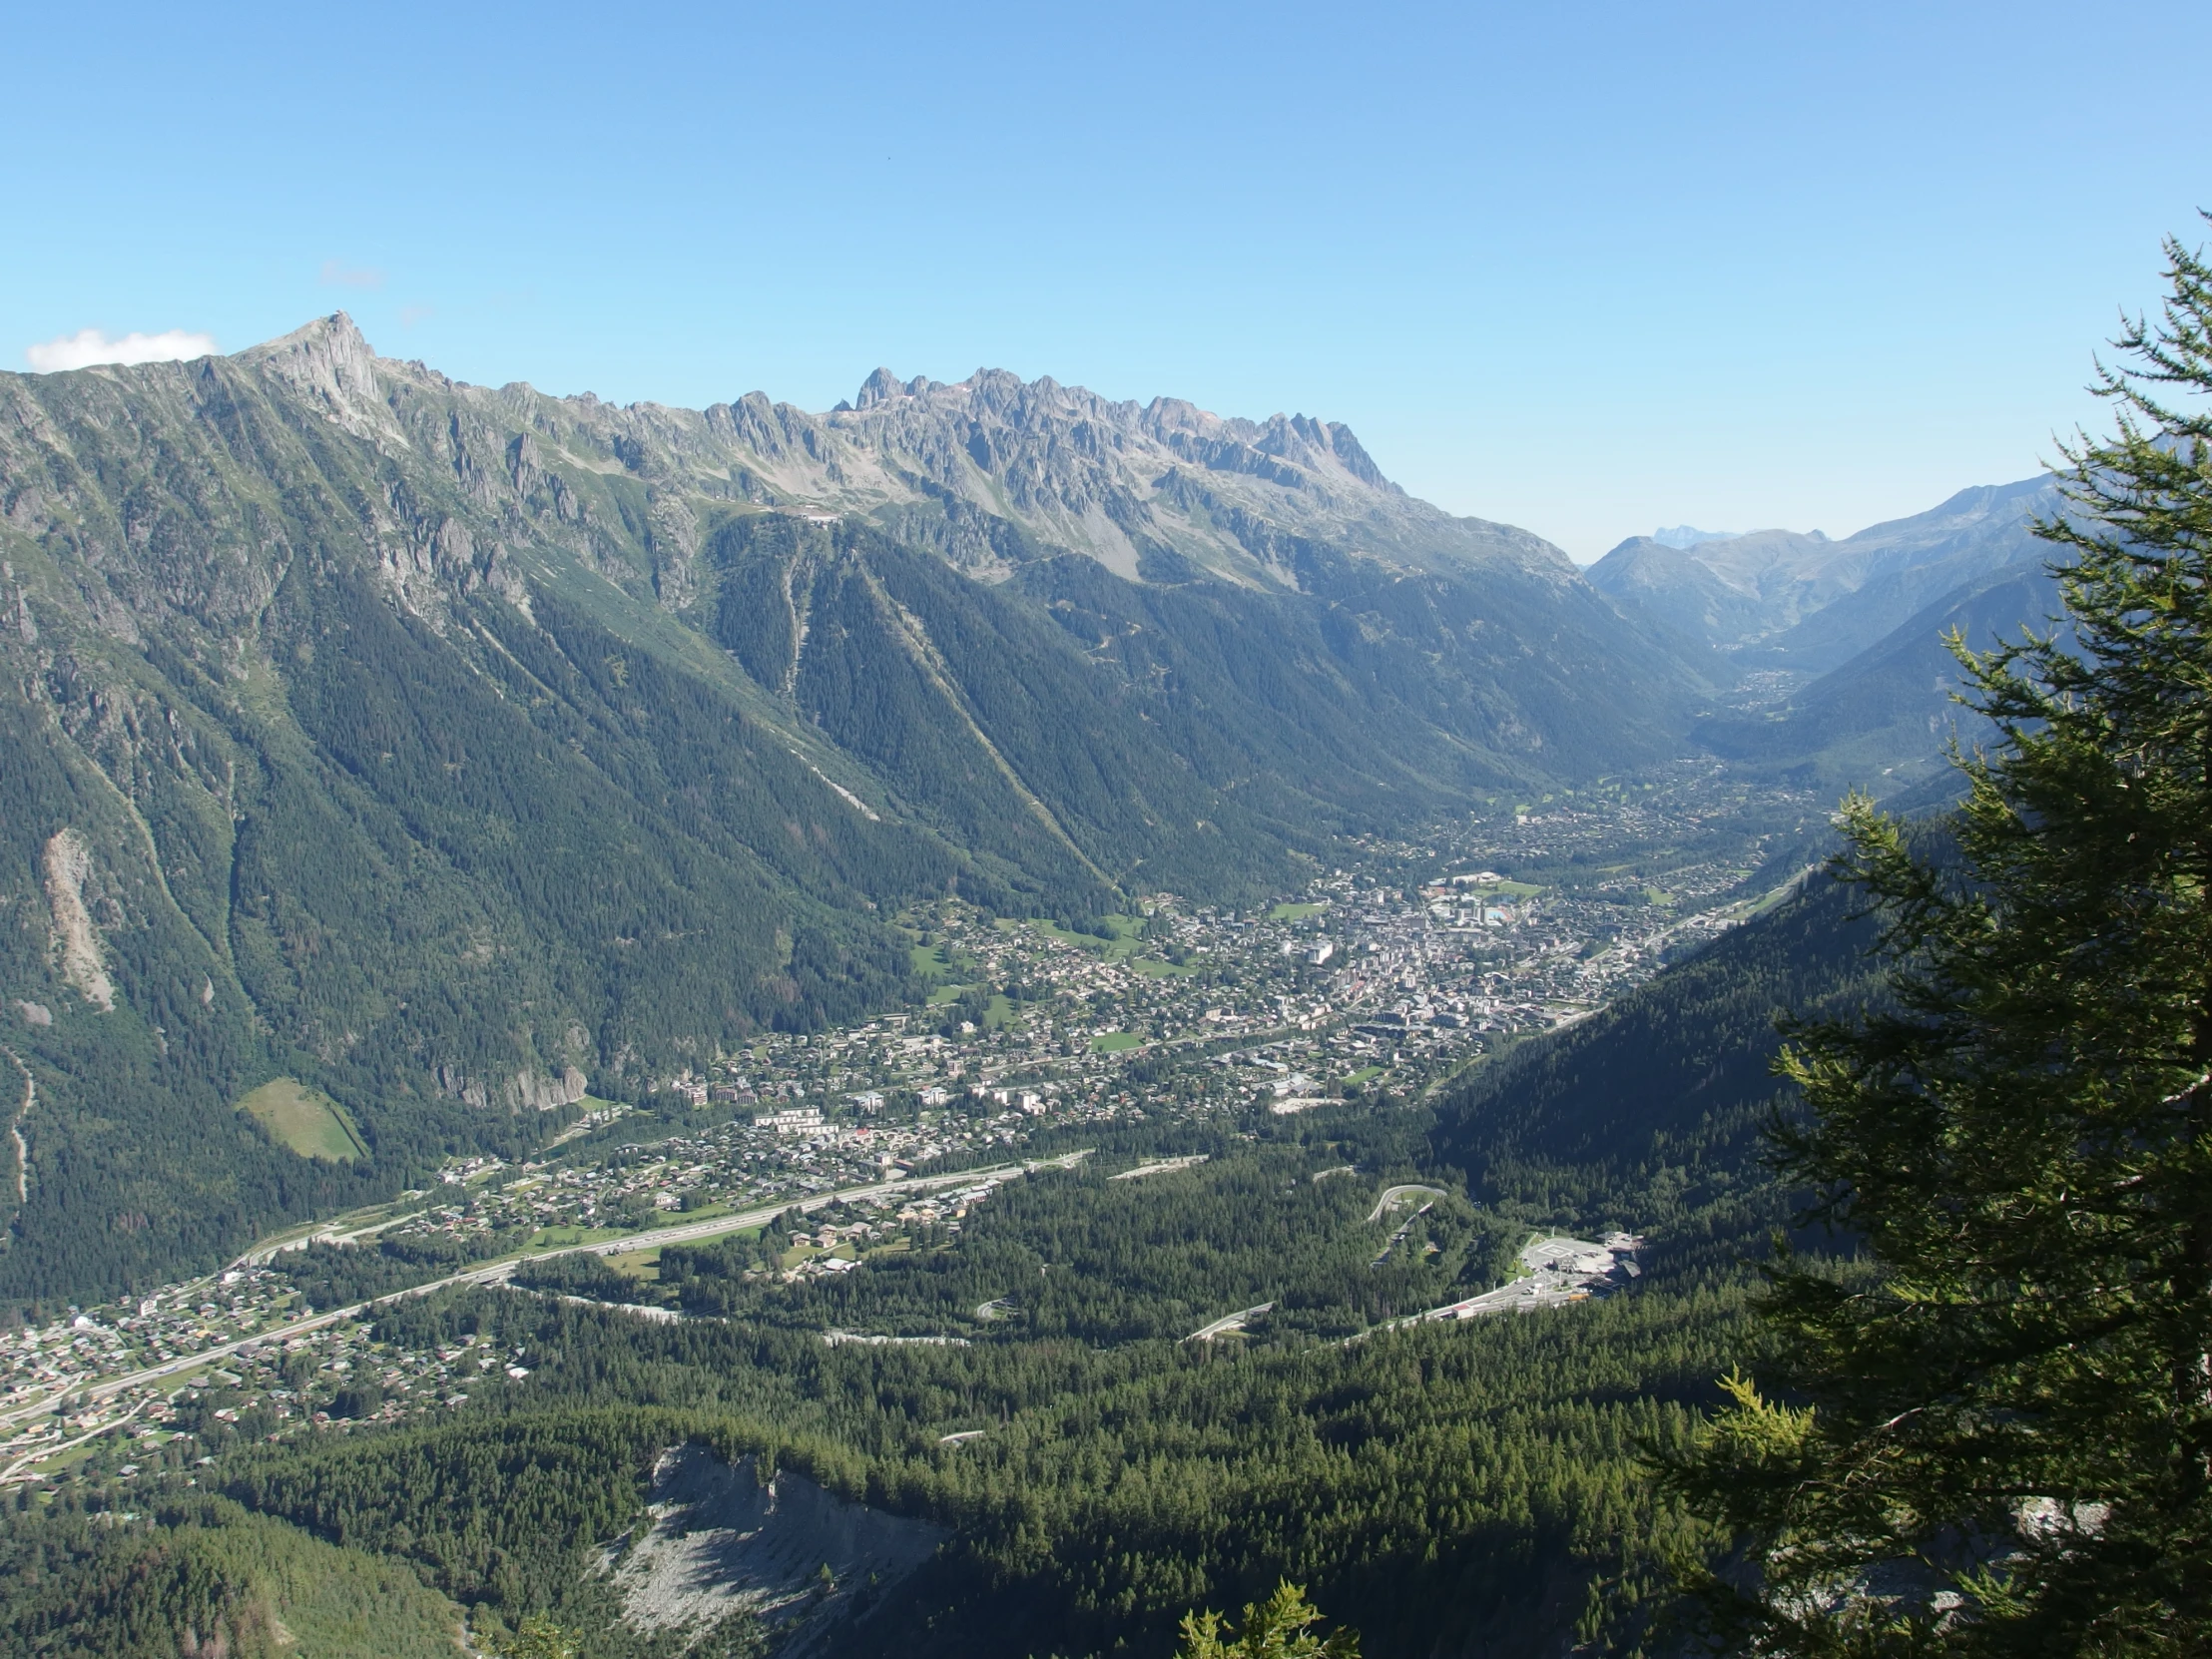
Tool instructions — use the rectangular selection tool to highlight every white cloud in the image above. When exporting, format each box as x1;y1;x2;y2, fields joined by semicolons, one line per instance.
24;328;219;373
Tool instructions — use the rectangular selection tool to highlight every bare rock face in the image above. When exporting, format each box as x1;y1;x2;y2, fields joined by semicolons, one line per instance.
802;363;1479;587
433;1065;589;1112
852;367;904;410
608;1445;946;1639
40;830;114;1012
238;311;398;445
522;1065;591;1111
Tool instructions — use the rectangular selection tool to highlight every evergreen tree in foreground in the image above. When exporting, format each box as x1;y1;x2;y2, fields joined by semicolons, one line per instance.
1173;1583;1360;1659
1665;228;2212;1654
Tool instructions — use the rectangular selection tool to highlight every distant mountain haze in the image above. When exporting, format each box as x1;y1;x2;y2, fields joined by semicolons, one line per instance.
1588;473;2061;672
1695;562;2067;793
1584;473;2072;795
1649;525;1739;550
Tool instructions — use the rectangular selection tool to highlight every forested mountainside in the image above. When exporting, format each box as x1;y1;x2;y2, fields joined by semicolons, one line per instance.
0;315;1701;1300
0;1495;465;1658
2;858;1878;1659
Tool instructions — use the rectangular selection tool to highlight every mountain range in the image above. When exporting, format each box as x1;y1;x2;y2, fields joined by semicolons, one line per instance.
0;311;2076;1298
0;314;1699;1297
0;307;2090;1655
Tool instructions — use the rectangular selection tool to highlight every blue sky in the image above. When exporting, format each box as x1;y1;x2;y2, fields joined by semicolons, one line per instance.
8;1;2207;559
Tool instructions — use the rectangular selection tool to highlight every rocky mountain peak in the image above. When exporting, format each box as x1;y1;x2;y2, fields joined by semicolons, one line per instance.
238;311;393;442
241;310;376;380
854;367;904;409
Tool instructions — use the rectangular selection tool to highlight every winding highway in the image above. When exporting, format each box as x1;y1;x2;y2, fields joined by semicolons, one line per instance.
1366;1184;1447;1224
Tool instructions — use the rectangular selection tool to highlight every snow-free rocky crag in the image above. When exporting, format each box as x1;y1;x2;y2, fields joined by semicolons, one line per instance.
0;313;1700;1301
606;1445;945;1644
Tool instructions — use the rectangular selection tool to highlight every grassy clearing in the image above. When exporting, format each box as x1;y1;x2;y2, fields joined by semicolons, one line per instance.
908;941;954;979
1269;901;1329;920
664;1201;733;1223
237;1078;366;1163
1091;1031;1145;1053
1130;957;1200;977
603;1247;664;1281
29;1443;103;1479
1018;915;1147;960
1343;1064;1386;1084
525;1225;633;1250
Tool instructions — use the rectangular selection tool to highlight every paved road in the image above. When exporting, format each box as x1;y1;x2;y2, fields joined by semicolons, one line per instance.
1185;1302;1274;1342
242;1210;417;1265
1;1397;150;1483
1373;1200;1435;1266
1111;1155;1208;1182
0;1154;1088;1432
1409;1278;1591;1322
1366;1184;1447;1224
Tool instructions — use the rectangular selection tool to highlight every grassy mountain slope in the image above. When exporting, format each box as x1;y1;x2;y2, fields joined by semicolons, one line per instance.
0;345;969;1296
709;515;1289;901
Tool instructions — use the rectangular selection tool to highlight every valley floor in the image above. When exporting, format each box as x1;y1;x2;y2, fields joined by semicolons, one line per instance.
0;760;1813;1491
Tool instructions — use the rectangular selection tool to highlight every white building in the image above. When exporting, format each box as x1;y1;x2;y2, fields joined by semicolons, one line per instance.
754;1106;825;1135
